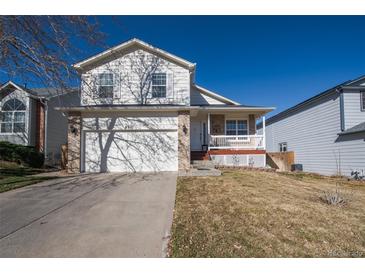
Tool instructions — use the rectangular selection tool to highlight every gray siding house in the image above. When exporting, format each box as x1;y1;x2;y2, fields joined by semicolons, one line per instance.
0;81;80;166
258;75;365;177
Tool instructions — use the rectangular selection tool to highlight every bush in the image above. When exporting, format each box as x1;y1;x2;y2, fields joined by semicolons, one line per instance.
320;190;346;206
0;141;44;168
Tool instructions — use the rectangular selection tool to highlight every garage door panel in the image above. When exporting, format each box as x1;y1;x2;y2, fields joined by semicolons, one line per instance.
84;130;178;172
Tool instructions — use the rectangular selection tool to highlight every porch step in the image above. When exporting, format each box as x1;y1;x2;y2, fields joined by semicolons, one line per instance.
179;168;221;177
191;160;215;169
191;151;209;161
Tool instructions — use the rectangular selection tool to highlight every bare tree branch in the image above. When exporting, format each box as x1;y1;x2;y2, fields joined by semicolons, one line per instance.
0;16;106;96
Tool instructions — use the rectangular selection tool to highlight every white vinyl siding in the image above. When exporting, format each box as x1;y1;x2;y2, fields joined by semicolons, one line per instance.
81;49;189;106
343;91;365;129
190;86;226;105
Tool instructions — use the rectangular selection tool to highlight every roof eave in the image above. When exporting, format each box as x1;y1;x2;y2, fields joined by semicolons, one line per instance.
194;84;240;105
73;38;196;71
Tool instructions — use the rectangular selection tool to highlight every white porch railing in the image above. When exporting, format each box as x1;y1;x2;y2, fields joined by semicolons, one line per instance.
209;135;265;150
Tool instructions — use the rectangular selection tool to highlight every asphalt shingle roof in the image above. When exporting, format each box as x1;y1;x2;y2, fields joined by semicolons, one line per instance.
339;121;365;135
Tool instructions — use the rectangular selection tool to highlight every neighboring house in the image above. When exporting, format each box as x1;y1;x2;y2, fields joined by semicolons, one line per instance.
258;75;365;177
57;38;274;173
0;81;80;166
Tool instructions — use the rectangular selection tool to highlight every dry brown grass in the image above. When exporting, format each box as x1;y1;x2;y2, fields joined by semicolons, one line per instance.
170;169;365;257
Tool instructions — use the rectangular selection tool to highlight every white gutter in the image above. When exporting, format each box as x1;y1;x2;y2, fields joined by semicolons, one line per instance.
55;105;275;114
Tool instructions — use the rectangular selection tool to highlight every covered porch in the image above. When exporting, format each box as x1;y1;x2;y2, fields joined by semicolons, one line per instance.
190;106;270;153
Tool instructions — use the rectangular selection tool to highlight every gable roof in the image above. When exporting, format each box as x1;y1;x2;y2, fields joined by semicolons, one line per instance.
338;121;365;135
193;84;240;105
0;81;39;99
73;38;196;71
257;74;365;128
0;81;78;99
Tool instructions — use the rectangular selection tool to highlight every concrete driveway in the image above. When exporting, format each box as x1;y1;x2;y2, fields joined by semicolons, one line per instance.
0;172;177;257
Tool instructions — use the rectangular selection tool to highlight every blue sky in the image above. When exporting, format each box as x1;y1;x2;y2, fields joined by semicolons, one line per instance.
94;16;365;116
6;16;365;117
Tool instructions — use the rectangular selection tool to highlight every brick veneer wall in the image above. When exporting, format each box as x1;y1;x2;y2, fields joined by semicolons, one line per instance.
178;111;191;170
67;111;82;173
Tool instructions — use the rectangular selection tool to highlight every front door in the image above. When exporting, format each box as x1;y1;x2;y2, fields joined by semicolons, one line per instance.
190;121;202;151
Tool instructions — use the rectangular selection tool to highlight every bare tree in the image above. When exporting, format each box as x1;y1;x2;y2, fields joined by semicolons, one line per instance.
0;16;105;95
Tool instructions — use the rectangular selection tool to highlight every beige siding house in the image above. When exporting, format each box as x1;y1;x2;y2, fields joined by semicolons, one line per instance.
57;38;274;173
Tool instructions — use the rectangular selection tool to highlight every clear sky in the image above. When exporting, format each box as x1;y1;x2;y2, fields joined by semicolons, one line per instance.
90;16;365;117
6;16;365;117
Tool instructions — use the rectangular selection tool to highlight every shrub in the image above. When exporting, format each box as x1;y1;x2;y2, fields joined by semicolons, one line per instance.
0;141;44;168
320;190;346;206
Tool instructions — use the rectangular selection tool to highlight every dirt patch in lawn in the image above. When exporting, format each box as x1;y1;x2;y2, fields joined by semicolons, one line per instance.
169;169;365;257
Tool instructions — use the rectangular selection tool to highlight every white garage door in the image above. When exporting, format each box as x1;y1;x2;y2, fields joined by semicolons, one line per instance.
84;130;178;172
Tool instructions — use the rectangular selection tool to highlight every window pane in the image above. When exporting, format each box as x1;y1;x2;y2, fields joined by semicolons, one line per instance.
13;123;25;133
362;92;365;110
2;99;26;111
14;112;25;122
1;112;12;122
226;120;236;130
226;130;236;136
98;73;113;86
237;120;247;130
152;73;166;85
238;130;247;135
152;86;166;98
1;123;12;133
98;86;113;98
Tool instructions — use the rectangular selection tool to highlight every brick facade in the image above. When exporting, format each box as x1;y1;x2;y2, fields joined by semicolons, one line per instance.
178;111;191;170
67;111;82;173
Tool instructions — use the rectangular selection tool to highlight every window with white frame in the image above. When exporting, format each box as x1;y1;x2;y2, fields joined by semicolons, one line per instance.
96;73;114;98
0;99;26;133
225;120;248;135
361;91;365;111
279;142;287;152
151;73;166;98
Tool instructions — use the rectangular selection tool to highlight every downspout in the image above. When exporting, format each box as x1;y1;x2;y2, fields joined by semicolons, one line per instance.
338;88;345;132
39;97;48;163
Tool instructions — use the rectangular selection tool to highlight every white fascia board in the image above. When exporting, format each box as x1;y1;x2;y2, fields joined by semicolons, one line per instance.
73;38;196;70
0;81;40;99
194;84;240;105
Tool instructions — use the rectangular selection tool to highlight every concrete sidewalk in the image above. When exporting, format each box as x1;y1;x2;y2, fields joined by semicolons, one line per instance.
0;172;177;257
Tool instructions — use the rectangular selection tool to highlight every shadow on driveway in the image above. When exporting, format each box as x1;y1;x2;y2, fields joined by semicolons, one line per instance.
0;172;177;257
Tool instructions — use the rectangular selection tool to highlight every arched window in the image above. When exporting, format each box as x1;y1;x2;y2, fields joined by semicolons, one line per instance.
0;99;26;133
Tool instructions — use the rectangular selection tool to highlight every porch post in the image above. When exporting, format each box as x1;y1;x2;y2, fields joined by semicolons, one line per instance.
262;116;266;150
207;113;211;150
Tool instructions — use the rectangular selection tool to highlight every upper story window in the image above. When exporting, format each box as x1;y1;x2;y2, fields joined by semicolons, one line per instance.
226;120;248;135
361;91;365;111
151;73;166;98
279;142;287;152
97;73;114;98
0;98;26;133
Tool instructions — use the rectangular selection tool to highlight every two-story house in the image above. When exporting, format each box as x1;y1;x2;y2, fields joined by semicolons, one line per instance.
258;75;365;177
0;81;79;166
57;38;274;173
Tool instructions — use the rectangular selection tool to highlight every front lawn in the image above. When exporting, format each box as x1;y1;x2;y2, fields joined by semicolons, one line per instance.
0;161;57;193
170;169;365;257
